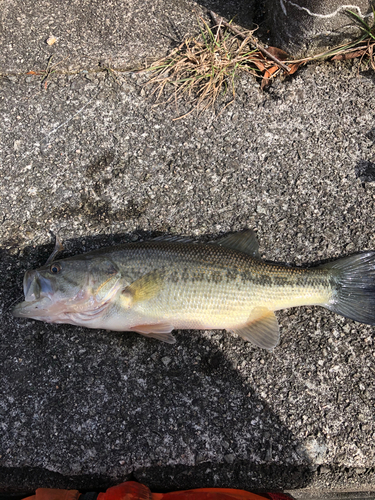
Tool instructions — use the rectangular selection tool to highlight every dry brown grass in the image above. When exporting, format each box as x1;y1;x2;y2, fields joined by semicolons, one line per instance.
144;10;375;117
144;18;280;117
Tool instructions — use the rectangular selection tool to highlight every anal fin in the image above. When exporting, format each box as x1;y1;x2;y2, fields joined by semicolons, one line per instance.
130;323;176;344
230;307;279;351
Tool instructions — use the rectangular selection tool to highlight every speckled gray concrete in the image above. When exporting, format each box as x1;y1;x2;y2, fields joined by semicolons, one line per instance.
0;0;257;75
0;0;199;73
265;1;373;57
1;4;375;496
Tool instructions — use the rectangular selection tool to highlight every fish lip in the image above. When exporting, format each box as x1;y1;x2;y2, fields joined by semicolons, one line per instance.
13;269;55;319
12;301;33;318
12;297;52;319
23;270;37;300
23;270;43;301
23;270;55;302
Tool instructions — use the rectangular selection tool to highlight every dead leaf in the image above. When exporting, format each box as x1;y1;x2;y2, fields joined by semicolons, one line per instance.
265;47;289;60
260;64;279;90
252;59;266;72
332;50;365;60
264;65;279;79
46;36;57;46
261;77;270;90
287;62;303;75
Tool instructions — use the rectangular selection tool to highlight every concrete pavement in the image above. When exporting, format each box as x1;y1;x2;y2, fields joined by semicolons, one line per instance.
1;0;375;496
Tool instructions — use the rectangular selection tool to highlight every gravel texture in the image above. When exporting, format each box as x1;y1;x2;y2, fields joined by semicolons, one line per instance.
1;0;375;496
0;0;201;73
265;0;373;57
0;0;258;75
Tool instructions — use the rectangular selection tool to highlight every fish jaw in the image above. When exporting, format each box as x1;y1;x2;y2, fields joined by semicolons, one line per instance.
13;266;120;325
12;297;56;321
23;270;40;301
12;294;113;324
13;268;74;322
13;269;55;320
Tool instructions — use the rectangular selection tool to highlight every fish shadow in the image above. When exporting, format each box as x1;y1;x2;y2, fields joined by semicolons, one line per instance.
355;160;375;184
1;233;317;494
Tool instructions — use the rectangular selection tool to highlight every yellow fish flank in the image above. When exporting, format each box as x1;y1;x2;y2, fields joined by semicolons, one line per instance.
13;231;375;350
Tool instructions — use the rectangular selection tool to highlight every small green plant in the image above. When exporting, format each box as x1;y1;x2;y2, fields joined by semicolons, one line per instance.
285;7;375;68
346;6;375;41
145;17;276;117
340;7;375;70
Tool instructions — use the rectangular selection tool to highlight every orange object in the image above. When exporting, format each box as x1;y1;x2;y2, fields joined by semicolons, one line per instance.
23;481;293;500
97;482;290;500
23;488;81;500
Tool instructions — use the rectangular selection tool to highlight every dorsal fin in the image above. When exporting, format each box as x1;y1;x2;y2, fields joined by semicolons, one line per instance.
45;235;64;265
211;230;260;258
151;235;195;244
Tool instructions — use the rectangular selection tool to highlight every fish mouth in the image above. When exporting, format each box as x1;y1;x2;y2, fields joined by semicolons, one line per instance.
12;270;54;319
23;270;40;301
12;297;53;319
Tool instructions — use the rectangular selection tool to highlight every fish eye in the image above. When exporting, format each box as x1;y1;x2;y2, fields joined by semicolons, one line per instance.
50;263;62;274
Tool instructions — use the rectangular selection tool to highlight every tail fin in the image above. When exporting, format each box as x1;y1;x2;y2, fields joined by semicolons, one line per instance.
321;252;375;325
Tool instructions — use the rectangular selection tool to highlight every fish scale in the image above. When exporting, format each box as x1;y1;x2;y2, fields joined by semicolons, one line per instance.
133;247;332;329
13;230;375;350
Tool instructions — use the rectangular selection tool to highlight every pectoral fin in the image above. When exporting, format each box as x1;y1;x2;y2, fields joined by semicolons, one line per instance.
121;269;165;308
231;307;279;350
130;323;176;344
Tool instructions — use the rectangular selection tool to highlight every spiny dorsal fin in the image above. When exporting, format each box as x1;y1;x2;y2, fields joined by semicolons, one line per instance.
230;306;279;350
45;235;65;265
211;230;260;258
151;235;195;244
121;269;165;307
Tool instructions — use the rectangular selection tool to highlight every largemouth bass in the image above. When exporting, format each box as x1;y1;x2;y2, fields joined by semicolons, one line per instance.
13;230;375;350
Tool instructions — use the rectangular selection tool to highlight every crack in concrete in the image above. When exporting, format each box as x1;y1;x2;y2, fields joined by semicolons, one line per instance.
280;0;374;19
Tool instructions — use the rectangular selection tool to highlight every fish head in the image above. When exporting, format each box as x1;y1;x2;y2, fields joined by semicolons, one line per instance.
12;256;118;323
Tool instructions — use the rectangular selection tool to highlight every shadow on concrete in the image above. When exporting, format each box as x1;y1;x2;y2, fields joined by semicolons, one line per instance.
0;233;314;494
355;160;375;183
193;1;374;58
194;0;257;29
